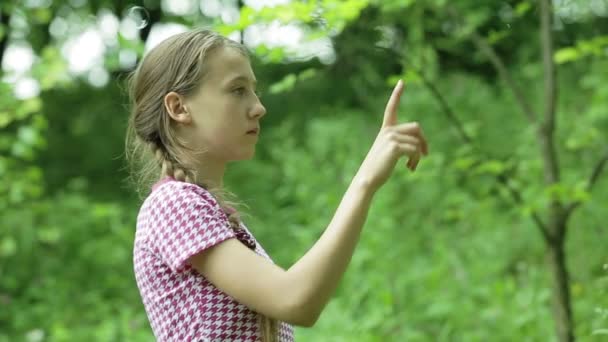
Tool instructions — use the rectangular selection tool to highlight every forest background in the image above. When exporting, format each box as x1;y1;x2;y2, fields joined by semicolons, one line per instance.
1;0;607;341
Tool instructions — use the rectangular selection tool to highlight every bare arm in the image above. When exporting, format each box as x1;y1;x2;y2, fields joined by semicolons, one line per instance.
284;174;375;324
188;175;375;327
188;80;427;327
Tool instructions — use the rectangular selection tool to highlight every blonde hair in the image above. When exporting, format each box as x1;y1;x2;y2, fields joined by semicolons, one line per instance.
124;28;278;342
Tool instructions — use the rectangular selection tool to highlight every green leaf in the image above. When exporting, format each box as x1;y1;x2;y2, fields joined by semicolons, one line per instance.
269;74;297;94
298;68;317;80
544;183;567;201
515;1;532;17
16;98;42;120
565;127;599;151
17;126;39;146
474;160;506;175
487;29;509;45
402;69;422;84
554;36;608;64
32;8;52;24
571;186;591;203
377;0;415;12
0;237;17;257
452;157;476;171
38;227;61;244
554;47;580;64
463;121;480;138
0;111;12;128
11;141;34;160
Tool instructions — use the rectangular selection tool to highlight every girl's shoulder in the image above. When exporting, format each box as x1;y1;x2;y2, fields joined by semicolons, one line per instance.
152;176;212;198
146;177;224;214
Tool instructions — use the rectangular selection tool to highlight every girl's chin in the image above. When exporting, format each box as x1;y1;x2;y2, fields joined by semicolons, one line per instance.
227;149;256;162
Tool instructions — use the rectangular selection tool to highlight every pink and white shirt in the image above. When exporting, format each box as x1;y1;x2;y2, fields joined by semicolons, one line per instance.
133;177;295;341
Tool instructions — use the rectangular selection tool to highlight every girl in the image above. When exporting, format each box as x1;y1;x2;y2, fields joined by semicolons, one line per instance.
126;28;428;342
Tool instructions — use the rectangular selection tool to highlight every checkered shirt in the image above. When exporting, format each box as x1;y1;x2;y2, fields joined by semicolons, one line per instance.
133;177;295;341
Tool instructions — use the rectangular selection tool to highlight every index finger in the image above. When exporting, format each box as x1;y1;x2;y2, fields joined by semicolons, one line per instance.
382;79;404;128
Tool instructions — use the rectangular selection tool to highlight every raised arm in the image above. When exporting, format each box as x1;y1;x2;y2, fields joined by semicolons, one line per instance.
187;80;428;326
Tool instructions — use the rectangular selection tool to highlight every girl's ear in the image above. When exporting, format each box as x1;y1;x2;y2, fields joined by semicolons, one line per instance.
164;92;192;124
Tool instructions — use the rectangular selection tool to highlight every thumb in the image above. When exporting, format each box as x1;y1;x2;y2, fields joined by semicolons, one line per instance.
382;79;404;128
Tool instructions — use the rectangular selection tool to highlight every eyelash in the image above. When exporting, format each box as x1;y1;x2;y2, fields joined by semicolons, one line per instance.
233;87;262;98
233;87;246;96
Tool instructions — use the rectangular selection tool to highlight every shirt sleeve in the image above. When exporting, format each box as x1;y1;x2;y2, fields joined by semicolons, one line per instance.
149;182;236;273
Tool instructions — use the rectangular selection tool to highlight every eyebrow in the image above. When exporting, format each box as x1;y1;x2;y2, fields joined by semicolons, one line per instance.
226;75;257;86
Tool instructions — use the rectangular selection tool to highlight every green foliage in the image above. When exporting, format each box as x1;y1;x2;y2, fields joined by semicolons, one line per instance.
555;36;608;64
233;67;608;340
592;263;608;336
1;0;607;341
1;183;151;340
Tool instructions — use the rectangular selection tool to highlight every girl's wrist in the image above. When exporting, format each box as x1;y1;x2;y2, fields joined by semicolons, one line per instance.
351;172;378;198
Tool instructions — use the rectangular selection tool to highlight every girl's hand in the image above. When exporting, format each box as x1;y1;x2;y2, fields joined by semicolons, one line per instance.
357;80;429;192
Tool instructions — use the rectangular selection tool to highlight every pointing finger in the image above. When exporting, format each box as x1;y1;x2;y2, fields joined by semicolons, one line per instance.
382;80;404;128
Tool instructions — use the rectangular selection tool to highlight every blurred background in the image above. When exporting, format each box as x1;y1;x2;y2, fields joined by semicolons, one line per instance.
1;0;607;341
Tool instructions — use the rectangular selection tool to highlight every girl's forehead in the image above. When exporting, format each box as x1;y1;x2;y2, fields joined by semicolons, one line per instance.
206;47;254;82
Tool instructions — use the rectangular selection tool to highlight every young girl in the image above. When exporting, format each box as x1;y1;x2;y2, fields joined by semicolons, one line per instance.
126;28;428;342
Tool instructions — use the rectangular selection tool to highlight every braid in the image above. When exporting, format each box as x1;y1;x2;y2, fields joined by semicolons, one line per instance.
149;141;194;184
259;315;278;342
222;205;242;230
148;141;243;231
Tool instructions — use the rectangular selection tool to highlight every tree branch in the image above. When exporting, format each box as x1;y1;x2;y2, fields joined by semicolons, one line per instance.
469;31;538;125
408;62;473;145
378;20;553;243
445;5;538;125
497;174;553;243
566;146;608;214
539;0;561;187
585;147;608;192
458;3;561;242
372;43;473;144
379;45;553;244
238;0;245;44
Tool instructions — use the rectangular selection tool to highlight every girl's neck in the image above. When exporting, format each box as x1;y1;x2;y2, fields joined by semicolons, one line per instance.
192;159;226;190
158;171;224;191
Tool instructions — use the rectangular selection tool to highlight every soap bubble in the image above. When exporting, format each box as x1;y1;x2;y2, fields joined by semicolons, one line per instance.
127;6;149;29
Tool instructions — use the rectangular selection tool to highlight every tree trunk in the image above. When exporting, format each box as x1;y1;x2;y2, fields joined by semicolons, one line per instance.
0;9;11;71
538;0;575;338
547;229;574;342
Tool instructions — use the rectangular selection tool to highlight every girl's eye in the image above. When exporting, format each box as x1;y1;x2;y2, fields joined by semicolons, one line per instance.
233;87;246;96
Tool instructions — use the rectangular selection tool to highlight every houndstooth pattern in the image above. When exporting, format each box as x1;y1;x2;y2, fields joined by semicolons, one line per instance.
133;177;295;341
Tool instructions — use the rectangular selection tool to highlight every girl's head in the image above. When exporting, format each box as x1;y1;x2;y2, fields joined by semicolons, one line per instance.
125;28;275;341
126;28;266;193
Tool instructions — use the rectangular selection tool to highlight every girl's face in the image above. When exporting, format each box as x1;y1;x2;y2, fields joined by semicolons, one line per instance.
182;46;266;162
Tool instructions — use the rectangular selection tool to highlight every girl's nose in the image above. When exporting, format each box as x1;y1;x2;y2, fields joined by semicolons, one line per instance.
250;99;266;119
